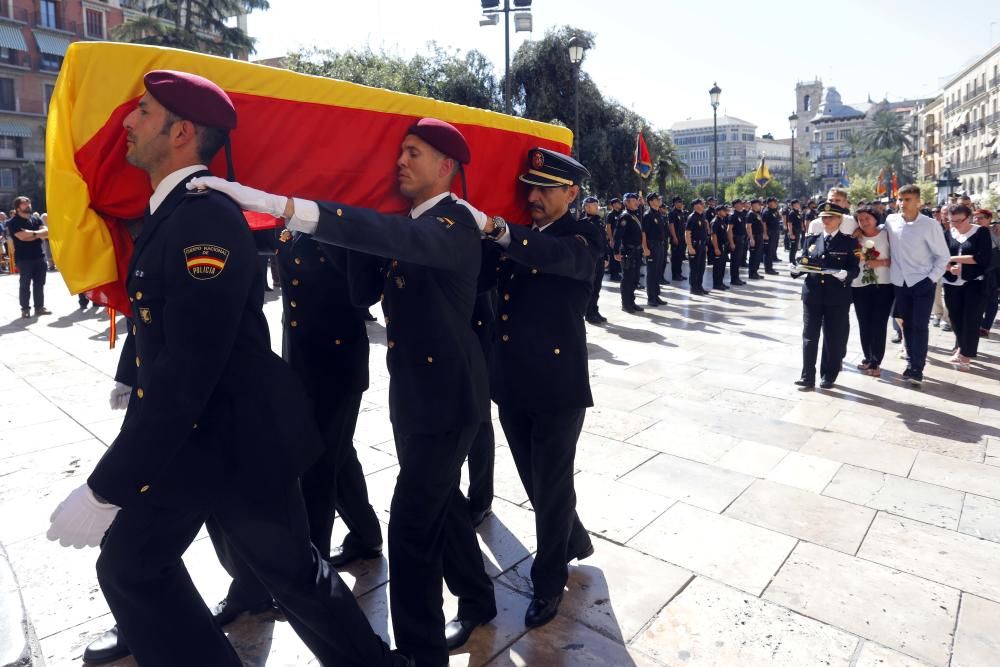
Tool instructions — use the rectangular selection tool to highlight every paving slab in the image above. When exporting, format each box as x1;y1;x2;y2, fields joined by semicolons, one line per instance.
633;577;859;667
951;593;1000;667
764;451;842;493
618;453;752;513
629;503;796;596
957;494;1000;543
764;542;958;666
908;451;1000;500
799;431;917;476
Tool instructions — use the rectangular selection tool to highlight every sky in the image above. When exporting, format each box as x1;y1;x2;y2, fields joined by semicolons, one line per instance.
247;0;1000;138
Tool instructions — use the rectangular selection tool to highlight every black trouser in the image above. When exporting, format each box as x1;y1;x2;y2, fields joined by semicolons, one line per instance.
467;420;495;514
587;256;604;317
788;235;800;264
801;300;851;384
852;284;894;367
499;405;591;599
944;281;986;358
711;248;727;288
764;229;779;271
983;275;999;329
17;257;46;310
661;240;672;283
894;278;935;373
607;244;621;279
97;477;394;667
689;243;707;292
748;238;764;276
645;243;665;301
620;248;641;307
730;237;746;283
392;423;495;666
670;238;686;279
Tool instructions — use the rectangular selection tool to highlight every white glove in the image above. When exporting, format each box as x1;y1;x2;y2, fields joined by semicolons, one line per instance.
47;484;120;548
833;270;848;282
186;176;288;217
109;382;131;410
455;198;489;232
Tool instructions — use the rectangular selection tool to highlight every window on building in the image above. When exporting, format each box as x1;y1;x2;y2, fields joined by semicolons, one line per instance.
825;131;835;141
803;94;811;112
85;8;106;39
825;164;834;176
0;78;14;111
40;53;62;72
0;47;17;66
43;82;55;112
0;0;10;19
839;129;852;140
0;167;15;189
39;0;57;29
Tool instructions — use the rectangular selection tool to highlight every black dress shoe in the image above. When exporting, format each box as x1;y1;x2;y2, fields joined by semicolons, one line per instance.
765;270;780;275
83;626;130;664
470;505;493;527
819;379;835;389
731;280;747;286
646;299;666;307
212;597;276;627
749;274;764;280
691;289;709;296
328;541;383;568
622;304;644;313
524;594;562;628
568;541;595;563
793;378;815;390
444;611;497;650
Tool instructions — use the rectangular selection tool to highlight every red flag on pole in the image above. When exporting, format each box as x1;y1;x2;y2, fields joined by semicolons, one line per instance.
633;132;652;178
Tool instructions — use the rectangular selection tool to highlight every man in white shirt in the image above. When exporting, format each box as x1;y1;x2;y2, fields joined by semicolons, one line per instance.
884;184;951;386
808;187;858;235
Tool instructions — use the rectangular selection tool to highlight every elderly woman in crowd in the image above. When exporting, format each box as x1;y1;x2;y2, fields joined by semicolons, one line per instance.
851;206;893;377
942;204;993;370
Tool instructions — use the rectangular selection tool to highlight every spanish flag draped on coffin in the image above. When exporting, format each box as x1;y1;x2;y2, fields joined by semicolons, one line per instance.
46;42;573;317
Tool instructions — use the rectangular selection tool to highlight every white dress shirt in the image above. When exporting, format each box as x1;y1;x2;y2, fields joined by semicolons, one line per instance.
884;212;950;287
150;164;208;214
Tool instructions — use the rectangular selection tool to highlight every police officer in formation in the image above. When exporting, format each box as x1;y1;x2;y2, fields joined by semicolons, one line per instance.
728;199;748;286
614;193;644;312
52;70;410;667
761;196;782;275
745;198;766;280
668;196;688;281
476;147;601;628
604;197;623;281
786;199;804;264
710;204;732;291
685;198;710;295
642;192;668;306
581;195;609;323
193;117;496;666
793;201;860;390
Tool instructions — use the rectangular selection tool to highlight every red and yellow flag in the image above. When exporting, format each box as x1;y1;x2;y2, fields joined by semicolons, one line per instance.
46;42;573;315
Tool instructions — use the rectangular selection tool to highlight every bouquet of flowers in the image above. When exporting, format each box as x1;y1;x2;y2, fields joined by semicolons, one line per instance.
855;239;880;285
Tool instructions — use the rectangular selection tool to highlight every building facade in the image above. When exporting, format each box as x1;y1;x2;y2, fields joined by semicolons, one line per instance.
670;115;758;186
0;0;129;205
938;42;1000;198
755;135;792;181
916;95;943;183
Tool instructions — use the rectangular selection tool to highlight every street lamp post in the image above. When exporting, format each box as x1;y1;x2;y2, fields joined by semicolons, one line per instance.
479;0;534;115
568;35;587;213
789;112;798;198
709;82;721;200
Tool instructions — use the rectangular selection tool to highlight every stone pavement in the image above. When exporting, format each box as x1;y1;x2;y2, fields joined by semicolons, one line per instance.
1;265;998;667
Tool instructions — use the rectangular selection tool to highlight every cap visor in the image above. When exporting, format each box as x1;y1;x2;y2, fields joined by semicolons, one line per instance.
518;174;567;188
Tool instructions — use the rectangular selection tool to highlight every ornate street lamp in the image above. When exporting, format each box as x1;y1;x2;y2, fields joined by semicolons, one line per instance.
789;112;798;197
568;35;587;212
709;82;721;199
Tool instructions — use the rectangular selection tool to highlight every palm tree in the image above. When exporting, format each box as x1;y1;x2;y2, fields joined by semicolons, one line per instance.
864;110;913;151
112;0;269;58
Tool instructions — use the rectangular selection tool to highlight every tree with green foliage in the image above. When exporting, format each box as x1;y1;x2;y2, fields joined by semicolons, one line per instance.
846;174;877;204
284;45;503;112
865;110;913;151
723;171;787;201
15;162;45;213
112;0;268;58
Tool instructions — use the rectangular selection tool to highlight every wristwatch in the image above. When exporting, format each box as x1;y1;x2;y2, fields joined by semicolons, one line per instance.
487;216;507;240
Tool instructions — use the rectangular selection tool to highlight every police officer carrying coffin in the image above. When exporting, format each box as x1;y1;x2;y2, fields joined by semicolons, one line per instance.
729;199;748;286
710;204;731;291
581;195;608;323
746;198;766;280
792;201;860;389
48;70;409;667
473;147;601;628
685;198;710;295
604;197;623;281
668;196;687;281
614;193;644;313
192;117;496;666
642;192;667;306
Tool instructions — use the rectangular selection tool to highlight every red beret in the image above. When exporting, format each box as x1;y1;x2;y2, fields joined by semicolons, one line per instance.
143;70;237;130
406;118;470;164
974;208;994;218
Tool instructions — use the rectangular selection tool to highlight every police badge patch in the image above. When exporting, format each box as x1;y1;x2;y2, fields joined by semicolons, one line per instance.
138;307;152;324
184;244;230;280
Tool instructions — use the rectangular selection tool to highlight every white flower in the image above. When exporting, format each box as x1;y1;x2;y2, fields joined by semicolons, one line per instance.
808;244;816;253
864;239;876;249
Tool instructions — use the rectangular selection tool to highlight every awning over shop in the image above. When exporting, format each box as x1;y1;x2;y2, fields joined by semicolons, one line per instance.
33;30;70;57
0;122;33;138
0;25;28;52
